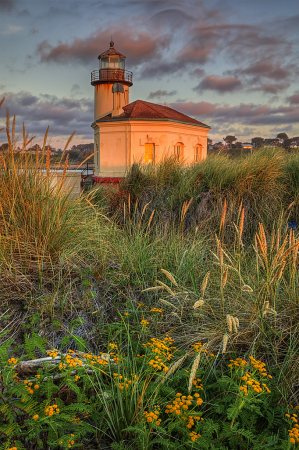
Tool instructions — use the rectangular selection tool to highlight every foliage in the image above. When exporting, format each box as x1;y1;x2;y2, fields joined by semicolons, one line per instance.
0;328;297;449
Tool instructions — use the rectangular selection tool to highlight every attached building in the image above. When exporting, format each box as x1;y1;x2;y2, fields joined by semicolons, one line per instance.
91;41;211;184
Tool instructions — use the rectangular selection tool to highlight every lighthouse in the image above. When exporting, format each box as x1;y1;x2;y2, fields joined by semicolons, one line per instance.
91;40;133;120
91;41;210;184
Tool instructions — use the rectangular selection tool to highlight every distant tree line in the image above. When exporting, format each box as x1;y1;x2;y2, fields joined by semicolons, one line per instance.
209;133;299;152
0;142;94;163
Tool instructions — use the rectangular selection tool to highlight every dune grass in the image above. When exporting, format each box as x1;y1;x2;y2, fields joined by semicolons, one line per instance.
2;99;299;448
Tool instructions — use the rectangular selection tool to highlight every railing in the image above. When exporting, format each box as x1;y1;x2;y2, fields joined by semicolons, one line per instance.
91;69;133;85
81;162;95;178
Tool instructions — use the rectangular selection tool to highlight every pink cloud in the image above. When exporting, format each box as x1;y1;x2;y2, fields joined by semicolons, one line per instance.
194;75;242;93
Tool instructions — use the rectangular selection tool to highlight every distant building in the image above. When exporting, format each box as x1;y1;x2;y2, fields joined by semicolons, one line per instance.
90;41;211;185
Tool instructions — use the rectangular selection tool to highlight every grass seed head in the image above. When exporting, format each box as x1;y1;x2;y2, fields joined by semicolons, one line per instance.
162;354;188;383
232;317;238;333
193;300;204;309
201;271;210;297
222;268;228;288
222;334;229;354
241;285;253;292
160;269;178;286
188;349;203;392
226;315;233;334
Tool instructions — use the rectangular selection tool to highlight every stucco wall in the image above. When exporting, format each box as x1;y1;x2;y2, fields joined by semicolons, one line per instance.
93;120;209;177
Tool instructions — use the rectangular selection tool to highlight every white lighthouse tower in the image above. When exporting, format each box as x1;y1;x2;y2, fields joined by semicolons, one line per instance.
91;40;133;120
90;40;133;179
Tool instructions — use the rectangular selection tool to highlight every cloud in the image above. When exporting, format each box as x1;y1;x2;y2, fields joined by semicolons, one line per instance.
240;59;294;81
0;0;15;12
28;27;38;36
1;24;23;35
37;28;170;67
250;83;291;95
70;84;82;96
147;90;177;99
194;75;242;93
0;91;93;145
288;93;299;105
170;100;299;126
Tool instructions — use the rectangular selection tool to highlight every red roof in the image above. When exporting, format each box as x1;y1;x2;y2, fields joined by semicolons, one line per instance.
97;100;210;128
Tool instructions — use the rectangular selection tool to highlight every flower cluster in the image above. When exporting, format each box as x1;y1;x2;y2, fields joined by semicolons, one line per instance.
191;343;208;354
239;372;271;396
148;356;169;371
140;320;149;325
23;380;37;394
8;447;17;450
192;378;203;391
143;409;161;425
143;335;176;372
249;356;272;378
8;357;17;365
228;357;248;370
108;343;121;364
60;351;83;370
286;413;299;444
150;308;163;313
59;434;75;448
165;392;203;418
184;415;203;429
190;431;201;442
45;404;60;416
83;351;109;366
113;373;138;390
46;349;59;358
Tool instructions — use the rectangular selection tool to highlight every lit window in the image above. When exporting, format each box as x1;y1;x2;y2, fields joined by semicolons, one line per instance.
174;143;183;160
145;143;155;163
195;144;202;162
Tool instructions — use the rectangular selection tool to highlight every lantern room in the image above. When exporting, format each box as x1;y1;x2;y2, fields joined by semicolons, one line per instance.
91;40;133;120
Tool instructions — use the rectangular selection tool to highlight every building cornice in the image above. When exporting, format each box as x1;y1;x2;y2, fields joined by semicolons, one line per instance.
91;117;211;130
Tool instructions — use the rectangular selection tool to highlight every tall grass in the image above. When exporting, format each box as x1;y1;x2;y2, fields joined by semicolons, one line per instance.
97;148;297;245
0;103;108;301
2;94;299;423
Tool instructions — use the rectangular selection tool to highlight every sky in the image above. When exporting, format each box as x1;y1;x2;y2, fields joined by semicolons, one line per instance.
0;0;299;149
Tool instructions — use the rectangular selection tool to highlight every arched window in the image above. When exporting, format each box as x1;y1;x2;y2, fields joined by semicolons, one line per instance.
174;143;183;160
145;143;155;164
194;144;202;162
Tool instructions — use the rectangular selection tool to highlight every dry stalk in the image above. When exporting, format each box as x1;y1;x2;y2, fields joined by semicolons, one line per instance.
262;308;277;317
193;300;204;309
159;299;179;310
160;269;178;286
146;209;155;232
217;238;224;266
232;317;238;333
180;197;193;228
222;268;228;288
138;201;151;227
141;286;165;293
188;347;205;392
222;334;229;354
239;208;245;240
156;280;176;296
241;285;253;292
219;199;227;232
226;314;233;333
201;271;210;297
161;354;188;383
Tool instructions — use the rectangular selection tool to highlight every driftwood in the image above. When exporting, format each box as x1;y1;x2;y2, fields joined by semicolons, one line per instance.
13;350;113;381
